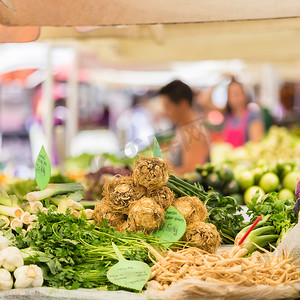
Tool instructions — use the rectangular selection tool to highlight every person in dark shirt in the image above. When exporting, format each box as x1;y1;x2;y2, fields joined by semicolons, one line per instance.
158;80;210;175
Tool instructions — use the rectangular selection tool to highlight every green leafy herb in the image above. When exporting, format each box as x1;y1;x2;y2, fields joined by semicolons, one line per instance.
15;211;167;290
247;192;297;244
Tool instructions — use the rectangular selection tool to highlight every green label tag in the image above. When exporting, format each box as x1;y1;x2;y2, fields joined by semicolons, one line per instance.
153;205;186;247
153;136;163;158
35;146;51;190
107;243;151;291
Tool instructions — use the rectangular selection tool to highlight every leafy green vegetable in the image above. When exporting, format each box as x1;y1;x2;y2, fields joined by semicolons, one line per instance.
247;192;297;245
204;191;244;243
15;211;167;290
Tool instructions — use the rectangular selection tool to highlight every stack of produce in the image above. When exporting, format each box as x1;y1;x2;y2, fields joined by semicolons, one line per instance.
0;232;43;291
93;157;222;253
211;125;300;165
184;158;299;206
172;196;220;253
93;157;174;233
146;244;300;292
0;183;93;232
238;160;299;206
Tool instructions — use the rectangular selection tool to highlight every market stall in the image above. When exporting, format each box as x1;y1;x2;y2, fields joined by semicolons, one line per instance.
0;1;300;299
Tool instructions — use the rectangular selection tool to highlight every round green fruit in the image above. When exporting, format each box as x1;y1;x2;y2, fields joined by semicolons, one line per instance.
238;171;255;191
278;188;295;201
233;165;248;179
252;167;264;185
259;172;280;193
206;173;221;190
244;186;265;206
282;171;300;191
218;166;234;182
223;180;239;195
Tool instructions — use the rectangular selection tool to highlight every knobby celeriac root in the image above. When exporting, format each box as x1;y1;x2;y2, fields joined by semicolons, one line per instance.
185;221;221;254
92;199;112;224
172;196;207;225
132;156;169;191
102;176;146;214
148;186;174;211
128;197;165;233
92;198;127;230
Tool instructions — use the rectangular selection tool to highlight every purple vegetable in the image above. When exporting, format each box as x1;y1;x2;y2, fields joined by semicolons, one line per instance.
83;166;132;200
293;180;300;213
295;180;300;200
293;199;300;213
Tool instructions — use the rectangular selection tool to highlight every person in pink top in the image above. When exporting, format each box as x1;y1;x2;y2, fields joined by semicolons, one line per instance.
222;79;265;147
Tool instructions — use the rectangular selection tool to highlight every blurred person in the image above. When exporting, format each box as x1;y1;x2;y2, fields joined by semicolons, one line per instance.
222;79;265;147
159;80;210;175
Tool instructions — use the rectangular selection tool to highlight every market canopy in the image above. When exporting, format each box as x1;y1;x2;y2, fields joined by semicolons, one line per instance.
0;0;300;26
1;1;300;81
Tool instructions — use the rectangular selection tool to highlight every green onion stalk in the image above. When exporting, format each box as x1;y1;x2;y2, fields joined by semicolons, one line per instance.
24;183;84;202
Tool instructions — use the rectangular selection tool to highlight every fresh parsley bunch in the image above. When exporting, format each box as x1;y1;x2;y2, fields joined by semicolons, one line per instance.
15;211;166;290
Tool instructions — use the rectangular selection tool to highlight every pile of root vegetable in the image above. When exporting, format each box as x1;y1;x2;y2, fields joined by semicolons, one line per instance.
93;156;221;254
93;157;172;233
146;244;300;290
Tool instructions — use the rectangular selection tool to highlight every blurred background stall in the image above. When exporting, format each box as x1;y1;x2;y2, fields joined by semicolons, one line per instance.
1;3;300;180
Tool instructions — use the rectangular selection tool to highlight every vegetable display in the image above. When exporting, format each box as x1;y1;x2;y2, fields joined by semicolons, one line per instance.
14;210;168;290
167;174;244;243
185;158;299;206
93;157;174;234
211;125;300;165
0;149;299;296
0;232;43;291
0;182;94;232
146;244;300;289
93;157;221;253
236;192;298;253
